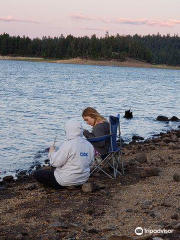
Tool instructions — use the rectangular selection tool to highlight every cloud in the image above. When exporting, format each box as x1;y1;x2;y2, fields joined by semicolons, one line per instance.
70;14;180;28
70;14;96;21
0;15;40;24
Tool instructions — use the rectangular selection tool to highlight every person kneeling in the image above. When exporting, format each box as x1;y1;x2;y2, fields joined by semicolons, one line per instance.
33;119;94;189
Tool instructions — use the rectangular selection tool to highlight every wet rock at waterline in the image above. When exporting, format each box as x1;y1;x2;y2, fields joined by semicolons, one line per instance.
124;109;133;119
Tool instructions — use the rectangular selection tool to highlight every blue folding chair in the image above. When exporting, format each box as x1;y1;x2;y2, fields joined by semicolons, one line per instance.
88;114;124;179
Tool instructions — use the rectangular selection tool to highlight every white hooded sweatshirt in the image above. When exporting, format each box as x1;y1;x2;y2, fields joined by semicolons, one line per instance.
49;119;94;186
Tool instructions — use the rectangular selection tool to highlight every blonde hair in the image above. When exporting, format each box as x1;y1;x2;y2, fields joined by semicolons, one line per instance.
82;107;106;126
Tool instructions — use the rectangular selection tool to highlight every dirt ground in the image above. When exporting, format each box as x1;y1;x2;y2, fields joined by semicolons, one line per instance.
1;129;180;240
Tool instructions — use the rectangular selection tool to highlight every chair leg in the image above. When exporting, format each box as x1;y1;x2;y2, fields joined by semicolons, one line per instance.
90;151;124;179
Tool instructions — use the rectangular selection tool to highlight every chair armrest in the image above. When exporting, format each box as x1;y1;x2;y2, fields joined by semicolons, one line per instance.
87;134;112;143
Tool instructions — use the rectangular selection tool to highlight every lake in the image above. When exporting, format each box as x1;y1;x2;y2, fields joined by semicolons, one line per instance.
0;60;180;178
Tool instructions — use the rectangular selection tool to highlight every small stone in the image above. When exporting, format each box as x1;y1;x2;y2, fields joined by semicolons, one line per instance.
132;135;144;141
41;166;52;170
169;143;180;150
152;237;164;240
141;200;153;209
87;228;99;233
15;234;23;240
171;213;179;220
140;167;160;178
3;175;14;182
66;185;76;190
101;226;116;232
173;173;180;182
82;182;98;193
136;153;148;163
170;221;180;229
50;221;68;230
161;199;171;207
107;236;132;240
68;223;83;231
126;208;133;212
24;183;37;190
85;208;95;215
44;159;50;164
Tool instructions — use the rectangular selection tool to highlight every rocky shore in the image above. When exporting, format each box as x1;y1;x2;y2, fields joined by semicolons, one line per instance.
1;56;180;70
1;128;180;240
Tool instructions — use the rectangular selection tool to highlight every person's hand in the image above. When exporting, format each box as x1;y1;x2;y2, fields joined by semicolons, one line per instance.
49;146;55;154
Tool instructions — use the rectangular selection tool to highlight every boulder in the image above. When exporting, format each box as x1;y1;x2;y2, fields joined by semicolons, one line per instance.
124;109;133;119
3;175;14;182
139;167;160;178
156;116;169;121
132;135;144;141
170;116;180;122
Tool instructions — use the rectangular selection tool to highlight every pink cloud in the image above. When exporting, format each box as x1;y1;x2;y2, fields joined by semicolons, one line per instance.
0;15;40;24
70;14;180;28
70;14;96;21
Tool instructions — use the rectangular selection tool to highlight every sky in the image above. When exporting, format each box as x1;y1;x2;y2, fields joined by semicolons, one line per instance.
0;0;180;39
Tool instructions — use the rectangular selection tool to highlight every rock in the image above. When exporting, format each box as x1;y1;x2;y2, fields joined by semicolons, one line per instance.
101;226;116;232
162;137;171;143
68;223;83;231
169;142;180;150
171;135;178;142
50;221;68;231
170;116;180;122
169;221;180;230
173;173;180;182
132;135;144;141
15;233;23;240
82;182;98;193
156;115;169;121
126;208;133;212
136;153;148;163
149;211;156;218
3;175;14;182
17;170;28;176
41;166;53;171
136;235;154;240
24;183;37;190
171;213;179;220
152;238;164;240
124;109;133;119
161;199;171;207
141;200;153;209
44;159;50;164
0;184;6;190
129;158;138;166
107;236;132;240
139;167;160;178
149;145;156;150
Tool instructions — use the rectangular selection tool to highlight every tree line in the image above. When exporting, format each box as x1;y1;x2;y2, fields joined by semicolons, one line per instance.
0;32;180;66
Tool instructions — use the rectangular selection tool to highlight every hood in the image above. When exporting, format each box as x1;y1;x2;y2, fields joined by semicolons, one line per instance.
65;118;83;140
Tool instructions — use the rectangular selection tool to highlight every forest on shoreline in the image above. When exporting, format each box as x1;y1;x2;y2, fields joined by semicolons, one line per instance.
0;32;180;66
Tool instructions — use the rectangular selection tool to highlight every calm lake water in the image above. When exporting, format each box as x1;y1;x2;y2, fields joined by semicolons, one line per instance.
0;60;180;178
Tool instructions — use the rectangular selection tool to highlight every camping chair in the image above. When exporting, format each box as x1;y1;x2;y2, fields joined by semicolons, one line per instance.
88;114;124;179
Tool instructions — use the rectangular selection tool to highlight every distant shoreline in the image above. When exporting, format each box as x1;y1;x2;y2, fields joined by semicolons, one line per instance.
0;55;180;70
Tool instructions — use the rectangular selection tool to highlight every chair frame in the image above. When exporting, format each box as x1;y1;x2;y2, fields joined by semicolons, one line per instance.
89;114;124;179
